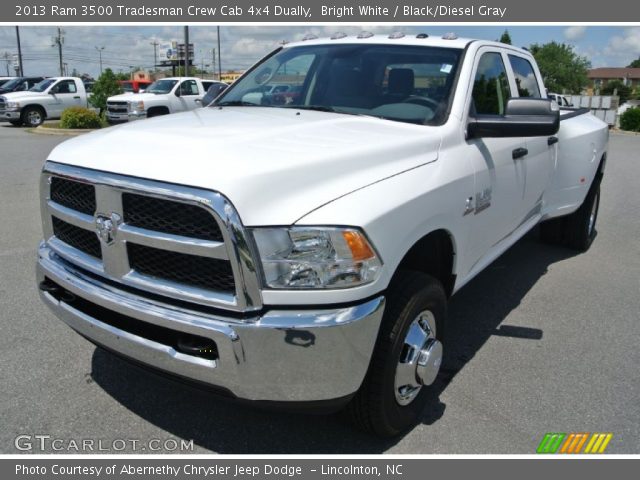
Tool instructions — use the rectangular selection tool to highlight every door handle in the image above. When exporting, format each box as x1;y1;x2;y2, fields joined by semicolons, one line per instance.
547;136;559;146
512;147;528;160
73;96;80;99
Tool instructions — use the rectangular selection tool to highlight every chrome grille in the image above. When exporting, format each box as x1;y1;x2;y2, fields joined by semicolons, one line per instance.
127;243;235;292
0;98;6;113
40;162;262;312
107;101;128;114
52;217;102;259
50;177;96;215
123;193;223;241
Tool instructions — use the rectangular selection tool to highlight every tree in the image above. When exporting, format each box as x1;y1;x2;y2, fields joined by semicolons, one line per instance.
626;57;640;68
529;41;591;94
498;30;512;45
601;79;632;104
114;72;130;81
88;68;122;115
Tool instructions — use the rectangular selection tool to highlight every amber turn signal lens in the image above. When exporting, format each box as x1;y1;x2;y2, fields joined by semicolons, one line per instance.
342;231;375;261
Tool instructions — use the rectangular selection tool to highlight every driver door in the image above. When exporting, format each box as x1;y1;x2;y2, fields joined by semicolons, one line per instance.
175;80;201;111
463;48;527;270
48;80;81;117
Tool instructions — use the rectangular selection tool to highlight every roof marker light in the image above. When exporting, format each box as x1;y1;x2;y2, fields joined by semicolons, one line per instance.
357;31;374;39
442;32;458;40
302;34;318;41
330;32;347;40
388;32;405;39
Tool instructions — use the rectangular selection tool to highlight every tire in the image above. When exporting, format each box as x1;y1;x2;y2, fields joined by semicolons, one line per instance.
566;183;600;251
9;120;22;127
346;271;447;437
540;175;602;252
21;106;45;127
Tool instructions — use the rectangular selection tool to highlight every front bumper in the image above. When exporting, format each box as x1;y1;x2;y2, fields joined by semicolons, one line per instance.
37;243;385;403
1;110;21;121
106;111;146;123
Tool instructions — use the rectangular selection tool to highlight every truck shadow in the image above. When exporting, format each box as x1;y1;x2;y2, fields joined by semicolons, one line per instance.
89;229;578;453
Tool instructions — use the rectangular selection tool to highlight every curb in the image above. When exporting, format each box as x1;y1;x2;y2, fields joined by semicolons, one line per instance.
30;125;100;136
610;129;640;136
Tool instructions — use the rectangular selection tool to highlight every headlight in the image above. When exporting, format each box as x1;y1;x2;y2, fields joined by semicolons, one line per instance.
128;100;144;112
6;101;20;110
252;227;382;289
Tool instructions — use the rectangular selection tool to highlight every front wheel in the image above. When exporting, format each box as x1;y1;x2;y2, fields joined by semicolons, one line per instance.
346;271;447;437
21;106;45;127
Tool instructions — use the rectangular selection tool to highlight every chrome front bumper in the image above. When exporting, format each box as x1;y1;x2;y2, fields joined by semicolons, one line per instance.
37;243;385;403
1;110;21;120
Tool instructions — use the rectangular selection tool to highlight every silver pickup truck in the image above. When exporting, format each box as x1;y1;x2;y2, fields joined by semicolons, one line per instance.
0;77;92;127
36;34;608;436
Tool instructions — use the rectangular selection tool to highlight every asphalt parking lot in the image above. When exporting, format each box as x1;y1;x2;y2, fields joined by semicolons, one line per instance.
0;124;638;454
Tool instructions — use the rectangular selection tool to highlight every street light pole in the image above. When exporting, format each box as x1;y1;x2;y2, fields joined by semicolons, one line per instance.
95;46;105;75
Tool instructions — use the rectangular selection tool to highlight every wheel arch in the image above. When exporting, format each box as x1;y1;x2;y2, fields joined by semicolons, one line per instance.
146;105;170;117
21;103;48;118
392;228;457;298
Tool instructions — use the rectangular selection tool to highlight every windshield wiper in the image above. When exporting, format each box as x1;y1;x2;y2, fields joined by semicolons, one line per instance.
284;105;337;113
216;100;261;107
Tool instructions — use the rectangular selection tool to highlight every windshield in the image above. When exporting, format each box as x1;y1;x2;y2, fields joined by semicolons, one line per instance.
1;78;23;90
215;44;463;125
29;78;56;92
145;79;178;94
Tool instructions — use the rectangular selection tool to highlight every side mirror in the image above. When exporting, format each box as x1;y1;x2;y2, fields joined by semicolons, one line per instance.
175;88;181;97
467;98;560;139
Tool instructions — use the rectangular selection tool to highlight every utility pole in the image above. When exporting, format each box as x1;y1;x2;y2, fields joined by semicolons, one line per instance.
150;39;159;73
15;27;23;76
2;52;10;76
183;26;190;77
210;48;216;79
217;26;222;81
95;46;105;75
53;28;64;76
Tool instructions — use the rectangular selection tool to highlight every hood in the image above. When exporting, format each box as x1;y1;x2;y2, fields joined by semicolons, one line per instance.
48;107;442;226
108;92;165;102
1;91;45;100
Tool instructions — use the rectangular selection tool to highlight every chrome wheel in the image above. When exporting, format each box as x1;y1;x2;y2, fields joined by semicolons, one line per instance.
588;190;599;236
394;310;442;406
26;109;43;126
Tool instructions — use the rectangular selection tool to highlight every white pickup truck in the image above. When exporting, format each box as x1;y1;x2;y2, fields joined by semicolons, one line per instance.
106;77;211;123
0;77;91;127
37;35;608;436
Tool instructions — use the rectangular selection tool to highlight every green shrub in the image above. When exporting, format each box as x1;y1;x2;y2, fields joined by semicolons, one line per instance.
59;107;102;129
620;107;640;132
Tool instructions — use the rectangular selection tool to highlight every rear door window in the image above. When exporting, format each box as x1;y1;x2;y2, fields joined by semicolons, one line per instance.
508;55;541;98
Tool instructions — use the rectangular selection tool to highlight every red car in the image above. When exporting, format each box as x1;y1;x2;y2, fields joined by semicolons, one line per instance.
118;80;152;93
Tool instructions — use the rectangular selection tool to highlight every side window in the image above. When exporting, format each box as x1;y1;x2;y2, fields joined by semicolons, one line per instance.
179;80;199;96
508;55;541;98
472;52;512;115
52;80;77;94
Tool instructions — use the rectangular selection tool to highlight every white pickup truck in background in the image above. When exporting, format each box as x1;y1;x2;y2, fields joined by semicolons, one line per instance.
106;77;213;123
37;35;608;437
0;77;92;127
